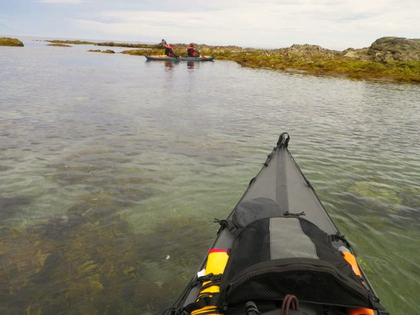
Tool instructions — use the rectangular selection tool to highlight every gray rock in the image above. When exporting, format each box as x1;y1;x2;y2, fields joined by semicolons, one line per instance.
367;37;420;62
279;44;341;59
342;47;370;61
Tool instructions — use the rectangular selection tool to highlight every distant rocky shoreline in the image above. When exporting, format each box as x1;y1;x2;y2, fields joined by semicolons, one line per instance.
121;36;420;83
2;36;420;83
43;37;420;63
276;37;420;63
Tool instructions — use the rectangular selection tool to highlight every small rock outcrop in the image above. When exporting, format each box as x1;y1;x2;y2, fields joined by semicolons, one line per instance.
88;49;115;54
342;47;370;61
48;43;71;47
342;37;420;62
367;37;420;62
0;37;24;47
280;44;340;58
267;44;342;62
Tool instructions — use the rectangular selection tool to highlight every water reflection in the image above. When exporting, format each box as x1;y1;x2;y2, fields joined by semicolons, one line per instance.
1;39;419;315
144;60;198;70
164;61;174;69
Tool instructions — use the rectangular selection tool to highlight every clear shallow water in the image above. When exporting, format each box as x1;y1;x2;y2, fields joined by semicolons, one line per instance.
0;38;419;314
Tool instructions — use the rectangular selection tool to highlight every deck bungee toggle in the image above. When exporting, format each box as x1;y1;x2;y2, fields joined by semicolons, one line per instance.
165;133;390;315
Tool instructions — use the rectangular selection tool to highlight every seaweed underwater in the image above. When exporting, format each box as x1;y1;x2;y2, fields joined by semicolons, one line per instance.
0;147;212;314
0;197;211;314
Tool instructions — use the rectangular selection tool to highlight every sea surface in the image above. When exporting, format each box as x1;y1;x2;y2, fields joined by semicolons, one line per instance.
0;37;419;315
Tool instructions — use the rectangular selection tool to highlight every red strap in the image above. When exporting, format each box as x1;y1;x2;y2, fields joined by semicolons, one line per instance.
209;249;228;254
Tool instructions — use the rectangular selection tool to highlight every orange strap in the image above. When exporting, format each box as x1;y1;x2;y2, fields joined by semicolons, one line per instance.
343;252;375;315
342;251;362;277
346;308;375;315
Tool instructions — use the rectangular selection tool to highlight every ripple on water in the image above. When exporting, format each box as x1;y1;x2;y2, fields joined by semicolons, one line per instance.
0;41;419;315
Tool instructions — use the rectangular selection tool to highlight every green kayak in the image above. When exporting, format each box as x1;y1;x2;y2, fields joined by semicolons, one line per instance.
145;55;214;62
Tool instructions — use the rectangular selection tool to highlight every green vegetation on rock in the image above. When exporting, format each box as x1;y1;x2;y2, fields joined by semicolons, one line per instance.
88;49;115;54
119;39;420;84
47;43;71;47
44;37;420;83
0;37;24;47
47;40;95;45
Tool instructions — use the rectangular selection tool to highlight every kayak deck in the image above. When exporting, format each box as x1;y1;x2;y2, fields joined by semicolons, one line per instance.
166;133;388;315
181;56;214;61
227;134;338;234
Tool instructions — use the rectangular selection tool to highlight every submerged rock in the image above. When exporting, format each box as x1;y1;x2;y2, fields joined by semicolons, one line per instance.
0;196;32;219
0;37;24;47
347;181;402;208
1;208;213;314
27;214;85;238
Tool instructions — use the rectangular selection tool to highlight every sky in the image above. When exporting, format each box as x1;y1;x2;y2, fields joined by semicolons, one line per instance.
1;0;419;50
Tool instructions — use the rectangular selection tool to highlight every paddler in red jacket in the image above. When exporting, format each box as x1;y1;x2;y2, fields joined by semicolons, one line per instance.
187;43;201;57
164;44;178;58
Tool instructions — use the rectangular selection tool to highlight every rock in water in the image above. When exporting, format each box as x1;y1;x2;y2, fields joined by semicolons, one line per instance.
0;37;24;46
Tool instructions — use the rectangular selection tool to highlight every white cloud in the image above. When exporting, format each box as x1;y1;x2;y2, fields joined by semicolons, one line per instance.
37;0;84;4
73;0;420;49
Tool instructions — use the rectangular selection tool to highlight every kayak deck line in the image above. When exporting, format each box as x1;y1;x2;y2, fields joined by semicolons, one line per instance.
165;132;389;315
